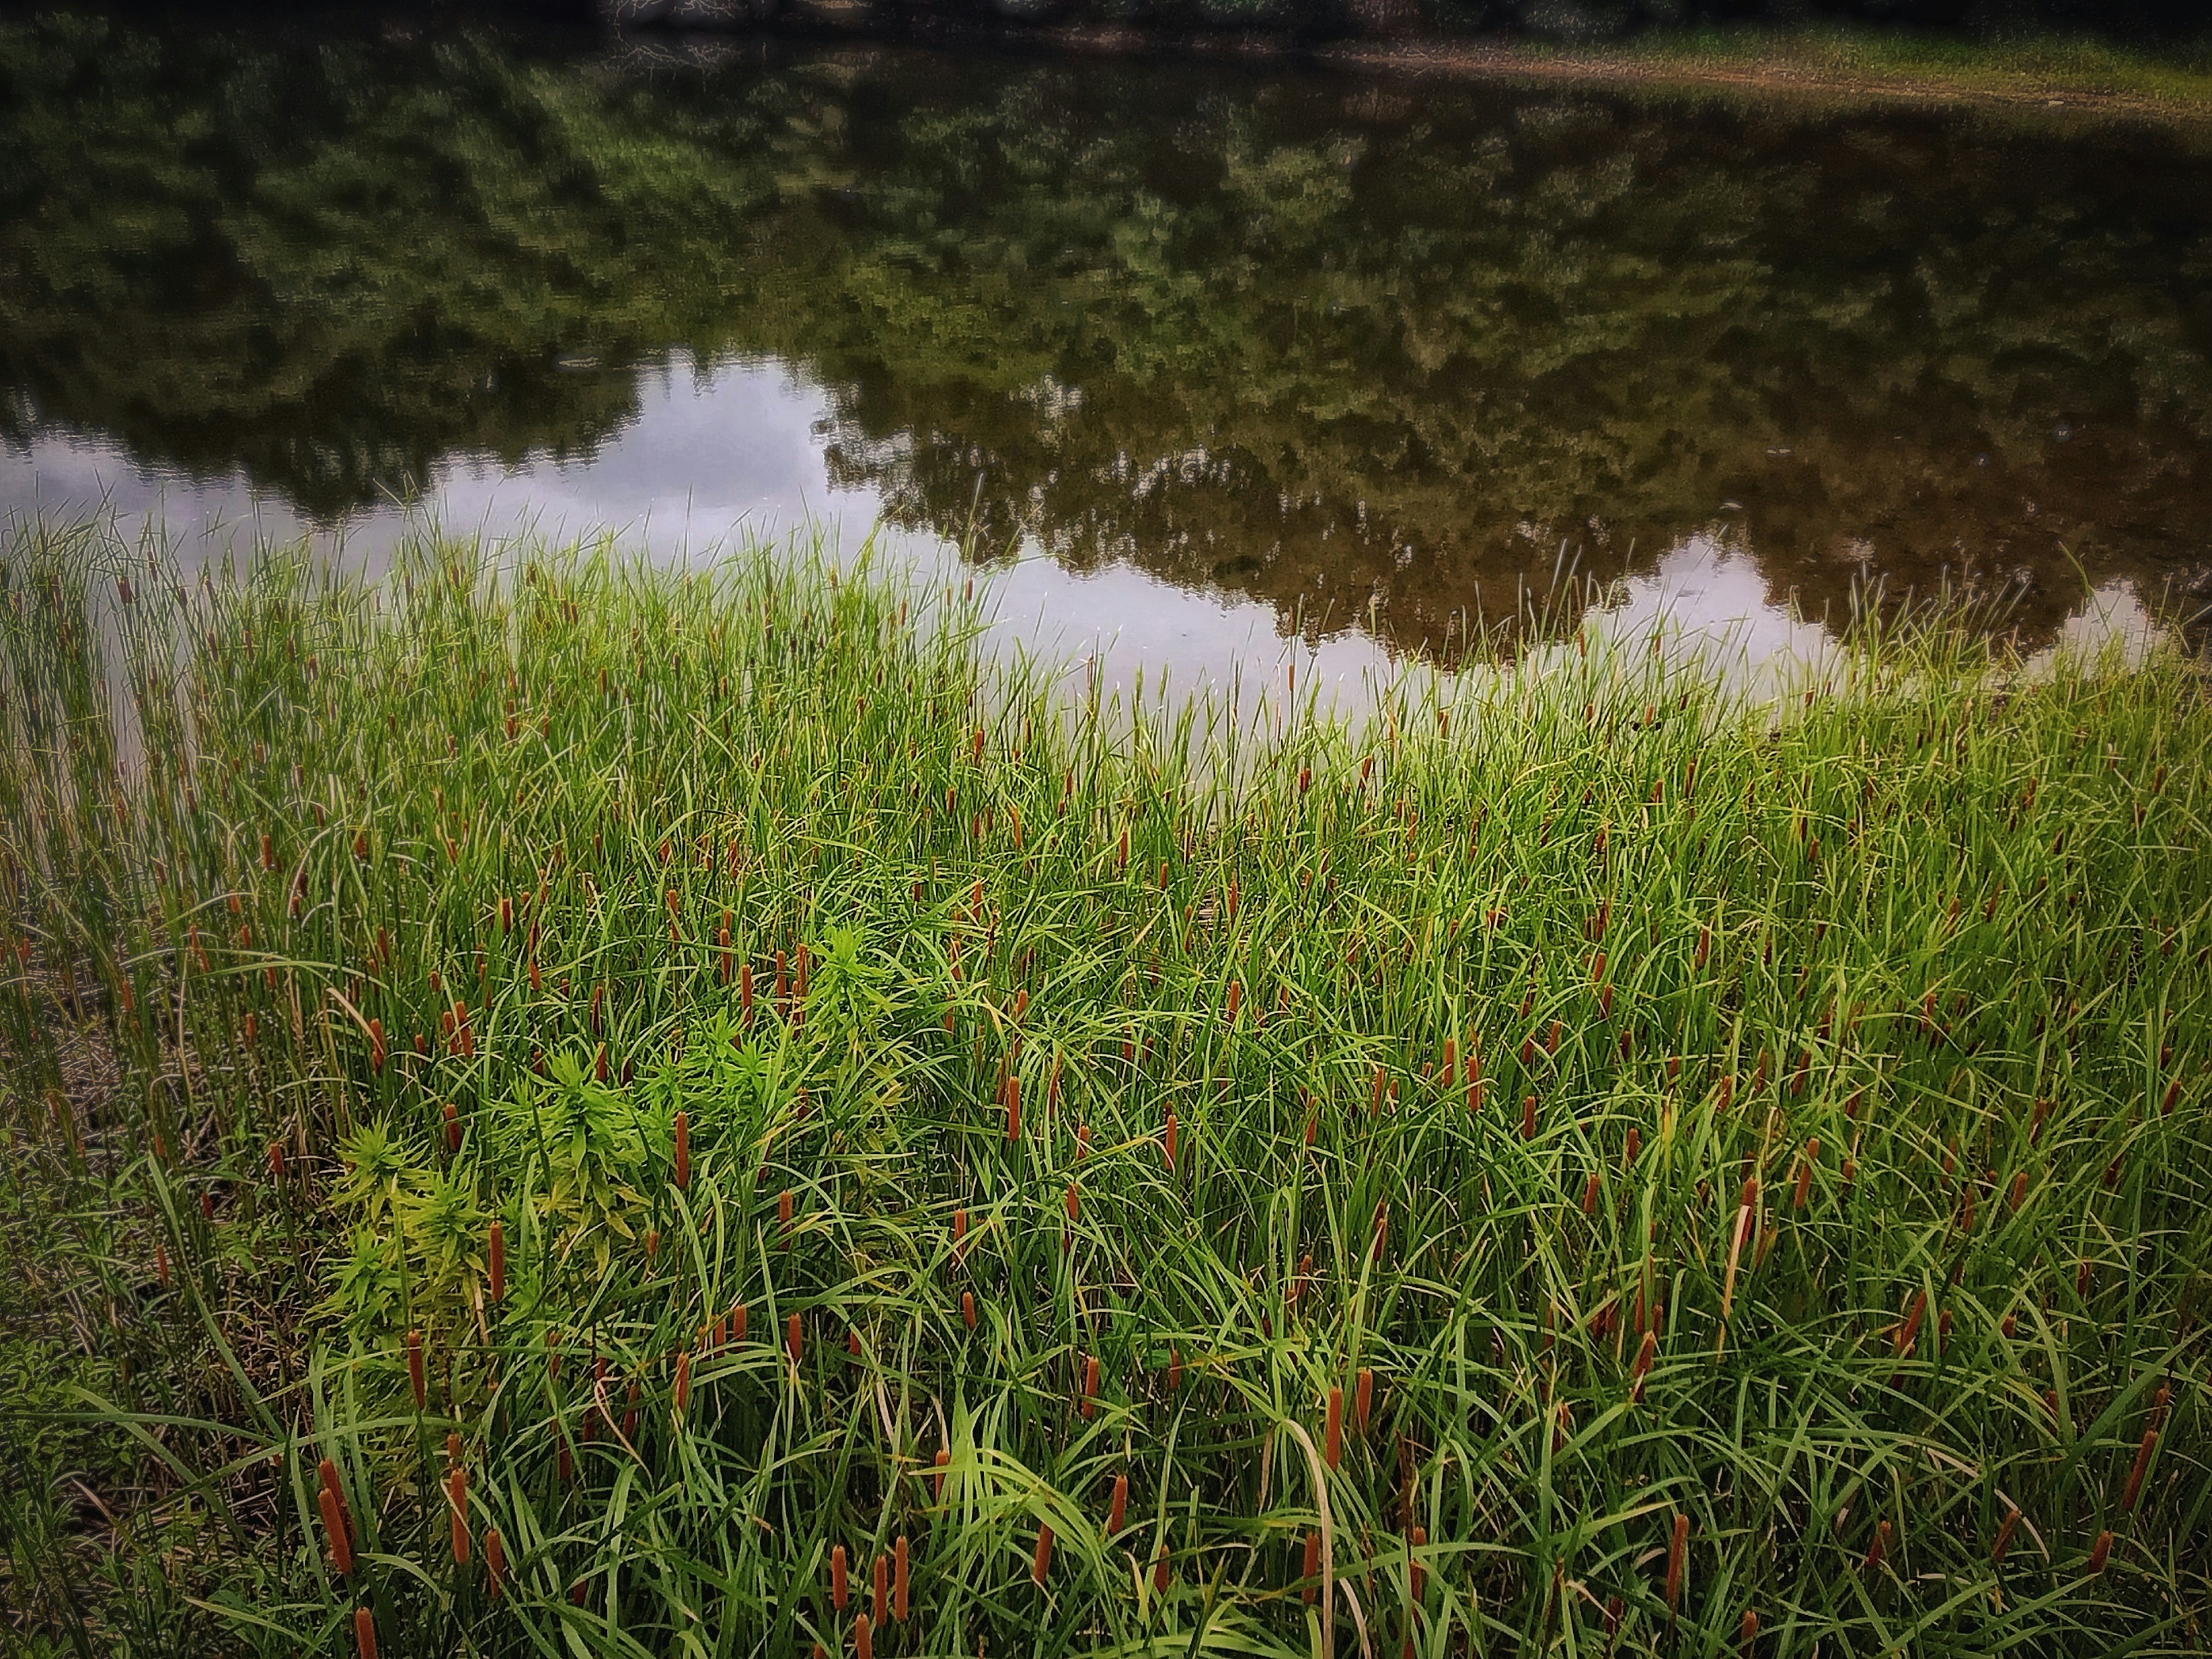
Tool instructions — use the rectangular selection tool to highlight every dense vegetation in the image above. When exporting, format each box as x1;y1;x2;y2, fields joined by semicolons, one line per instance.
6;12;2212;656
2;513;2207;1655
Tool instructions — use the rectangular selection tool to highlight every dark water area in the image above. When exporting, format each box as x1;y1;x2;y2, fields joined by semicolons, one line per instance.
5;5;2211;672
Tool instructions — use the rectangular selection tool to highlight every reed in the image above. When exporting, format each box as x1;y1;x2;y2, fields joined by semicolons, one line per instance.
1;515;2206;1657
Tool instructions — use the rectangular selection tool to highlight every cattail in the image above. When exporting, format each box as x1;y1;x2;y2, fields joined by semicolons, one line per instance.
1154;1543;1172;1593
407;1331;427;1409
1991;1505;2020;1565
354;1607;378;1659
319;1462;355;1577
1863;1518;1890;1572
872;1552;887;1627
368;1018;385;1074
154;1240;171;1289
1893;1290;1926;1358
894;1535;909;1621
1006;1073;1021;1141
1168;1346;1183;1389
963;1290;976;1330
1409;1525;1427;1600
484;1527;506;1597
2088;1529;2112;1575
1065;1182;1080;1224
1164;1110;1179;1169
2123;1425;2157;1511
1623;1125;1641;1167
1324;1385;1343;1468
732;1301;748;1342
854;1615;871;1659
268;1139;286;1180
1793;1142;1817;1209
1032;1523;1054;1586
831;1544;849;1611
448;1465;471;1565
1080;1353;1100;1416
1580;1171;1601;1214
443;1102;461;1153
779;1188;794;1232
1355;1367;1374;1434
1301;1531;1321;1604
1521;1094;1537;1140
673;1111;690;1191
487;1220;504;1303
1107;1473;1128;1534
1740;1609;1759;1652
1665;1513;1688;1612
933;1448;951;1498
673;1348;691;1412
787;1311;804;1365
1630;1328;1658;1402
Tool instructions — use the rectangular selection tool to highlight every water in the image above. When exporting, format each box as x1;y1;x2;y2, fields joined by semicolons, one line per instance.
5;6;2209;691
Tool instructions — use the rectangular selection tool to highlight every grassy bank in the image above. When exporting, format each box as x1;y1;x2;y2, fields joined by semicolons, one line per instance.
1325;27;2212;131
2;514;2209;1657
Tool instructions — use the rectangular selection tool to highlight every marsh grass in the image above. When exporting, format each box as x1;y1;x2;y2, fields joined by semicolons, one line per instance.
2;513;2208;1657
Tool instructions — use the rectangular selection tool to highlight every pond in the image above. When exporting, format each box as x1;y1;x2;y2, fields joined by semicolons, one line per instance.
5;5;2210;684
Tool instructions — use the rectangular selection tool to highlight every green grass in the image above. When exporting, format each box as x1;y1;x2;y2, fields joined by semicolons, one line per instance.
2;512;2209;1656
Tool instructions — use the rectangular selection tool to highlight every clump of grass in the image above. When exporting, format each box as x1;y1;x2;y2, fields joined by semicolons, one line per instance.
2;513;2209;1655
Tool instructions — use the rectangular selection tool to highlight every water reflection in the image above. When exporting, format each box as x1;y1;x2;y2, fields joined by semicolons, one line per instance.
3;8;2210;671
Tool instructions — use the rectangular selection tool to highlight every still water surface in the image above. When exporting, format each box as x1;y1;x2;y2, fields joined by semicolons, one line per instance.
5;7;2209;686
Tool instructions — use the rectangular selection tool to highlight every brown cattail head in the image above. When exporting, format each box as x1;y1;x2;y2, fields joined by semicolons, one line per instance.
1301;1531;1321;1604
1522;1094;1537;1141
732;1301;748;1343
1864;1518;1890;1572
484;1526;506;1597
1032;1523;1055;1586
2088;1529;2112;1575
1164;1111;1179;1169
1630;1328;1658;1403
354;1607;378;1659
872;1552;887;1626
448;1465;471;1565
787;1312;804;1365
854;1615;872;1659
962;1290;976;1331
268;1139;286;1180
1006;1074;1022;1142
932;1447;951;1498
1107;1473;1128;1534
1740;1609;1759;1652
1080;1353;1100;1416
2123;1426;2158;1512
1410;1525;1427;1601
406;1331;427;1409
1665;1513;1688;1611
673;1111;690;1191
894;1535;909;1622
1325;1386;1343;1468
779;1188;794;1233
1065;1182;1080;1224
674;1348;692;1413
1991;1505;2020;1565
831;1544;849;1610
318;1460;355;1577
